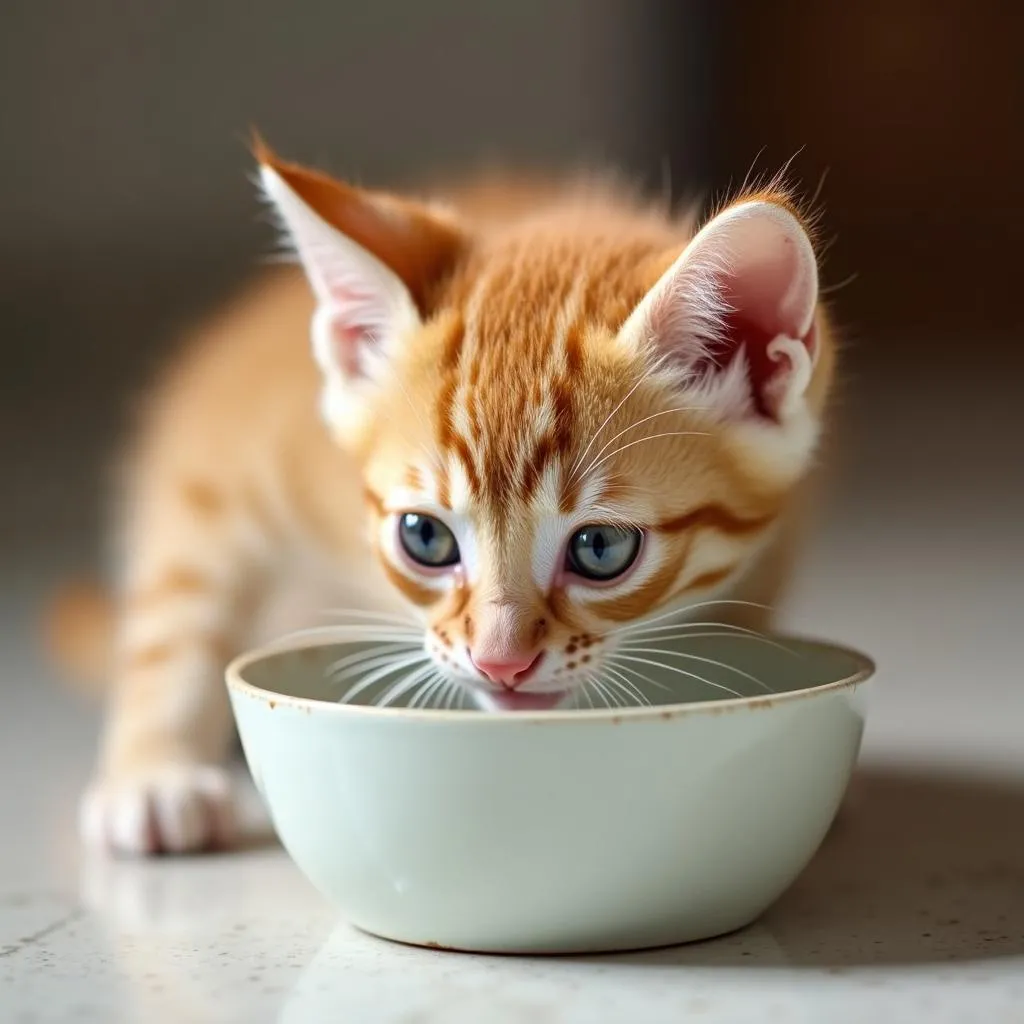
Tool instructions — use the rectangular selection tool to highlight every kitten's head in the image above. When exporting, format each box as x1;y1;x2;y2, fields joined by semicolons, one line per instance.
259;146;833;709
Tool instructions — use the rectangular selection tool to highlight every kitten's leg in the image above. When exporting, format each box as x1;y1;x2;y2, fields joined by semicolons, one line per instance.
81;476;276;856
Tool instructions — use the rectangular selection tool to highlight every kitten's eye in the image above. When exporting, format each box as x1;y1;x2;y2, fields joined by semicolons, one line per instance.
566;525;642;581
398;513;460;568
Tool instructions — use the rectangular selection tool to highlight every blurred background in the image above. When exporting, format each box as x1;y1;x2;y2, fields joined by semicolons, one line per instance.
2;1;1021;756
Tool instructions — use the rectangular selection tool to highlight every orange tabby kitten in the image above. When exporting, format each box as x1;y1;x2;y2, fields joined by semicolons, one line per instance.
56;144;834;856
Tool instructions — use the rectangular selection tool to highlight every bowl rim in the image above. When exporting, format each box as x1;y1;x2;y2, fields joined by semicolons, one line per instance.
225;633;876;724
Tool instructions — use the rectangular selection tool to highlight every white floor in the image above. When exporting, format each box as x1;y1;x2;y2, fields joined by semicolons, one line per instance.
3;372;1023;1022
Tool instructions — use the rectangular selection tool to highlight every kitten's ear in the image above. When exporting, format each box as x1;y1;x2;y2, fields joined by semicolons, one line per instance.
619;197;819;422
256;140;464;384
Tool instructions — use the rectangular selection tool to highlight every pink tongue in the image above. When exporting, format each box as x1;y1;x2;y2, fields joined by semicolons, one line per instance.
488;691;566;712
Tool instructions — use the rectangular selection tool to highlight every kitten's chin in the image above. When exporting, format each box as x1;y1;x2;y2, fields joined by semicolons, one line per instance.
473;689;568;712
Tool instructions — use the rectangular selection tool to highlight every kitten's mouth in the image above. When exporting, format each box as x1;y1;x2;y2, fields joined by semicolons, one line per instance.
485;690;567;712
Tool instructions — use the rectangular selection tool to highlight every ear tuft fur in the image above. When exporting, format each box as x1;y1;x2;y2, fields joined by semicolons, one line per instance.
703;158;825;257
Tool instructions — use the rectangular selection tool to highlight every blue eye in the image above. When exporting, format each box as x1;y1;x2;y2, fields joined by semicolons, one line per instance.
398;513;460;568
566;525;642;581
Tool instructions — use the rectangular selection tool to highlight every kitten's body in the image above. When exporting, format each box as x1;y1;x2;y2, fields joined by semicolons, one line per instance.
57;157;834;855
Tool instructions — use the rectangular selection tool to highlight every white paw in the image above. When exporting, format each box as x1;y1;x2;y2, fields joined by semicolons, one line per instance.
80;763;236;856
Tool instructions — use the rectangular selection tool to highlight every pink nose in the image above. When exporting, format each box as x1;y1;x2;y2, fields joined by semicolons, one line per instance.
470;651;543;688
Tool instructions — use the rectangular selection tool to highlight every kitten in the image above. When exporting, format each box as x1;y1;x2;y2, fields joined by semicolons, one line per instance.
53;144;835;856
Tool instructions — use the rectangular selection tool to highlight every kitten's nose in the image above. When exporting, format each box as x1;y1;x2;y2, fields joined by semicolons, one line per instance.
470;651;543;688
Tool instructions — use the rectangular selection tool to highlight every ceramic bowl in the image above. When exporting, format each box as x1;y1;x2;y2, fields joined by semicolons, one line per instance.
226;633;875;954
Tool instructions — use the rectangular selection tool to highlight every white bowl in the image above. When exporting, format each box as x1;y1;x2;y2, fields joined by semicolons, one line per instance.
226;633;875;954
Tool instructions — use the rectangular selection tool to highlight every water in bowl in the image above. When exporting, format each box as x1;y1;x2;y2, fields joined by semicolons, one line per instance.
245;632;865;712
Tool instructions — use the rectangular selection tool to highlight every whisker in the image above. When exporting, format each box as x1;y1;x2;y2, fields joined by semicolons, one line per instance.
376;663;437;708
617;629;800;658
679;598;773;615
410;673;447;709
615;646;771;692
612;619;770;640
585;431;710;478
431;678;451;711
609;660;671;694
340;657;433;707
585;675;606;708
328;647;424;686
607;676;638;708
611;654;744;698
407;672;436;709
404;678;430;710
430;677;452;710
327;643;422;679
581;675;598;708
578;674;597;708
399;672;437;711
584;505;646;533
434;675;458;708
589;674;620;709
598;671;637;708
340;652;431;704
330;649;415;686
568;371;648;482
602;665;651;706
607;600;773;637
576;406;707;482
586;674;609;708
442;679;461;710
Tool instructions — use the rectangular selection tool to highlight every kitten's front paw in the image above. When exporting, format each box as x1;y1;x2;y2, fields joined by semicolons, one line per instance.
80;763;236;856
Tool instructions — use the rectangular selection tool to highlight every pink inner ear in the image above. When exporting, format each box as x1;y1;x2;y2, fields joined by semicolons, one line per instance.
707;313;818;419
324;281;391;377
689;204;818;419
332;322;368;377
